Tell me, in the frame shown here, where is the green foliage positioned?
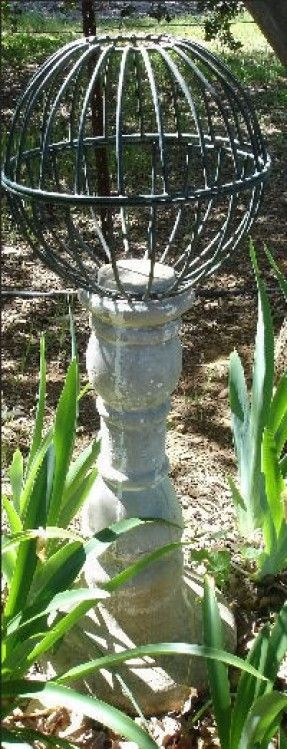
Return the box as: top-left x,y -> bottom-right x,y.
198,0 -> 244,51
2,336 -> 101,618
203,576 -> 287,749
229,245 -> 287,579
189,547 -> 231,589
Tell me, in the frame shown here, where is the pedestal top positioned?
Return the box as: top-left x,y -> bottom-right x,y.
80,260 -> 195,327
98,260 -> 176,295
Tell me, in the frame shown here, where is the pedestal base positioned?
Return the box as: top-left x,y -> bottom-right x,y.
47,569 -> 235,716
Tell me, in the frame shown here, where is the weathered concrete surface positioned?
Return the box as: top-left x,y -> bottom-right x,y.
49,261 -> 235,716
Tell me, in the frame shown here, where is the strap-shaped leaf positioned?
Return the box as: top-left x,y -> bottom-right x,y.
8,450 -> 23,514
263,603 -> 287,685
249,242 -> 274,528
47,359 -> 78,526
262,427 -> 285,536
264,245 -> 287,300
3,497 -> 22,534
25,335 -> 46,478
269,373 -> 287,453
238,692 -> 287,749
203,576 -> 232,749
2,681 -> 158,749
5,452 -> 49,619
230,624 -> 270,748
56,643 -> 268,686
1,725 -> 76,749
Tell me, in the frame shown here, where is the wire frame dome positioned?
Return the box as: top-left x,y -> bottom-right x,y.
2,33 -> 270,300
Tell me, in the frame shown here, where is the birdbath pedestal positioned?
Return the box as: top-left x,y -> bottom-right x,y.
64,259 -> 236,715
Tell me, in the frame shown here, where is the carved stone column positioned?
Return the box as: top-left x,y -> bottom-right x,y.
68,261 -> 235,715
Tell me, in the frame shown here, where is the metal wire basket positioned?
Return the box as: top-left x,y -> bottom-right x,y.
2,33 -> 270,300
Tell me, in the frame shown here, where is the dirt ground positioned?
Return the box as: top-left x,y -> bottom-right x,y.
2,25 -> 287,749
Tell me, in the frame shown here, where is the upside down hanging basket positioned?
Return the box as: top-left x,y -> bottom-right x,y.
2,33 -> 270,300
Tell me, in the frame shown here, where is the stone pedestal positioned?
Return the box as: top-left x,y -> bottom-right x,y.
54,261 -> 235,716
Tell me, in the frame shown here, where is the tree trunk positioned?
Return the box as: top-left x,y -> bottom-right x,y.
81,0 -> 112,244
244,0 -> 287,67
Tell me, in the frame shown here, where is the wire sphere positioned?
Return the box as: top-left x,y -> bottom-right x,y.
2,33 -> 270,300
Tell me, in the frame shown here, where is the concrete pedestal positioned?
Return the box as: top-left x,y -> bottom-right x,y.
53,261 -> 235,715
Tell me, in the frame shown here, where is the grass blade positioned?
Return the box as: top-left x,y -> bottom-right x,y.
2,681 -> 158,749
203,576 -> 231,749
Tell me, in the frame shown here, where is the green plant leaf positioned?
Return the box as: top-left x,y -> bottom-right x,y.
238,692 -> 287,749
259,520 -> 287,579
8,450 -> 23,514
29,518 -> 154,607
228,476 -> 246,512
21,540 -> 183,666
47,359 -> 78,526
2,527 -> 84,554
56,642 -> 268,686
6,587 -> 109,638
269,372 -> 287,453
249,241 -> 274,524
61,438 -> 100,509
279,453 -> 287,479
3,497 -> 23,534
262,427 -> 285,536
78,381 -> 92,401
263,603 -> 287,685
203,576 -> 231,749
2,550 -> 16,585
229,350 -> 249,423
25,335 -> 46,477
19,429 -> 52,518
5,451 -> 50,619
1,725 -> 76,749
2,681 -> 158,749
230,624 -> 270,747
59,467 -> 98,528
264,245 -> 287,300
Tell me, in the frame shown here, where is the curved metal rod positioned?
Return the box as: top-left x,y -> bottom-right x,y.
185,157 -> 248,281
140,45 -> 168,194
4,39 -> 84,175
75,45 -> 113,194
181,39 -> 266,169
39,44 -> 102,188
14,43 -> 87,186
174,42 -> 241,180
157,46 -> 209,190
51,150 -> 103,268
133,50 -> 144,138
116,45 -> 131,195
